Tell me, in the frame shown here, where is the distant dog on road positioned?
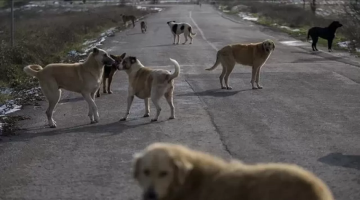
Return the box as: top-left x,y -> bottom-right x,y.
206,39 -> 275,90
118,56 -> 180,122
23,48 -> 115,128
96,53 -> 126,97
167,21 -> 197,45
121,14 -> 136,28
307,21 -> 343,52
140,21 -> 147,33
133,142 -> 334,200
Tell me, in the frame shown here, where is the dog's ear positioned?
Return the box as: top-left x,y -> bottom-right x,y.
132,152 -> 143,179
173,156 -> 193,185
109,54 -> 117,60
130,56 -> 137,64
93,47 -> 99,54
119,53 -> 126,60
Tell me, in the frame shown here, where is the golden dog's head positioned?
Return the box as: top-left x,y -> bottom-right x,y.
262,39 -> 275,53
133,143 -> 193,200
91,47 -> 116,66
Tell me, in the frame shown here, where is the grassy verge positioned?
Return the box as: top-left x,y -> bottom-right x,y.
0,5 -> 152,136
217,2 -> 349,52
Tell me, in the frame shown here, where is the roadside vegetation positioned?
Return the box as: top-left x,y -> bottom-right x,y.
0,4 -> 151,136
216,0 -> 360,54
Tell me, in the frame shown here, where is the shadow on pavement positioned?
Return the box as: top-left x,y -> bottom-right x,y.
318,153 -> 360,171
1,119 -> 159,144
177,88 -> 252,97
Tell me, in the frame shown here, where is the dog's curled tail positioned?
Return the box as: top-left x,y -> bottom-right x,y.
168,58 -> 180,81
189,27 -> 197,36
23,65 -> 43,78
206,51 -> 220,71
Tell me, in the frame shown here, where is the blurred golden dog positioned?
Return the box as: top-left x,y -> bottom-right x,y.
133,142 -> 334,200
206,39 -> 275,90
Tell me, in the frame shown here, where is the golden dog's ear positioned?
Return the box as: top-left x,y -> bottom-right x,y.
173,157 -> 193,185
119,53 -> 126,60
132,152 -> 143,179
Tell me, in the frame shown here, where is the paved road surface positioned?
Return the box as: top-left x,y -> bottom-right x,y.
1,4 -> 360,200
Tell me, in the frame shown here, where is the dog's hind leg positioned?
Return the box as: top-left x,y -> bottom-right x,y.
219,64 -> 227,89
182,34 -> 188,45
83,92 -> 99,124
165,86 -> 175,119
150,89 -> 163,122
311,37 -> 319,51
176,34 -> 180,45
189,34 -> 193,44
328,39 -> 333,52
143,98 -> 150,117
223,62 -> 235,90
173,34 -> 176,45
41,83 -> 61,128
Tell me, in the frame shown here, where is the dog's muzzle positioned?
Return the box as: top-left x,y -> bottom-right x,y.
143,188 -> 158,200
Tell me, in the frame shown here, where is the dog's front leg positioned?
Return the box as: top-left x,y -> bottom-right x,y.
120,95 -> 134,121
107,76 -> 113,94
103,77 -> 107,93
143,98 -> 150,117
83,93 -> 99,124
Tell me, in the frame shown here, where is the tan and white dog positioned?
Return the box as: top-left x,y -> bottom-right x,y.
118,56 -> 180,122
133,142 -> 334,200
23,48 -> 115,128
206,39 -> 275,90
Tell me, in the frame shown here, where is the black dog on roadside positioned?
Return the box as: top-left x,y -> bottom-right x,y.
307,21 -> 343,52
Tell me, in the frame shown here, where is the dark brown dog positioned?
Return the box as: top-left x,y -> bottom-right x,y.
96,53 -> 126,97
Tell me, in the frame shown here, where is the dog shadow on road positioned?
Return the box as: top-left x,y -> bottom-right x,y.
318,153 -> 360,171
177,89 -> 252,98
2,119 -> 160,143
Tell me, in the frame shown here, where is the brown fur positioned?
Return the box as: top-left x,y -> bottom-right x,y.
133,143 -> 334,200
96,53 -> 126,97
206,39 -> 275,90
121,14 -> 136,28
119,56 -> 180,122
23,48 -> 115,128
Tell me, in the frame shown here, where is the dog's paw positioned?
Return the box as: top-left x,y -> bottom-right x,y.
221,86 -> 227,89
252,87 -> 258,90
328,49 -> 332,52
151,119 -> 158,122
120,118 -> 127,121
257,86 -> 263,89
96,94 -> 101,97
108,91 -> 113,94
143,113 -> 150,118
169,116 -> 175,120
226,86 -> 232,90
49,124 -> 57,128
90,120 -> 98,124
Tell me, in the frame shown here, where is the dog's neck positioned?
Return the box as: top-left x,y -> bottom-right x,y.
125,60 -> 144,75
81,53 -> 104,79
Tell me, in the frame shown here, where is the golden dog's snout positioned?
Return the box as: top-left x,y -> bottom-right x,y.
143,187 -> 157,200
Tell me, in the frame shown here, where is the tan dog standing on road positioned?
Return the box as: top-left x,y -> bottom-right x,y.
133,142 -> 334,200
23,48 -> 115,128
206,39 -> 275,90
119,56 -> 180,122
121,14 -> 136,28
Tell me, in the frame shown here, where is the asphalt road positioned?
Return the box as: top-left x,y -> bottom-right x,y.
1,4 -> 360,200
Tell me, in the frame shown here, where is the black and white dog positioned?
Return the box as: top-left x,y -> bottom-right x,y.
167,21 -> 197,45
